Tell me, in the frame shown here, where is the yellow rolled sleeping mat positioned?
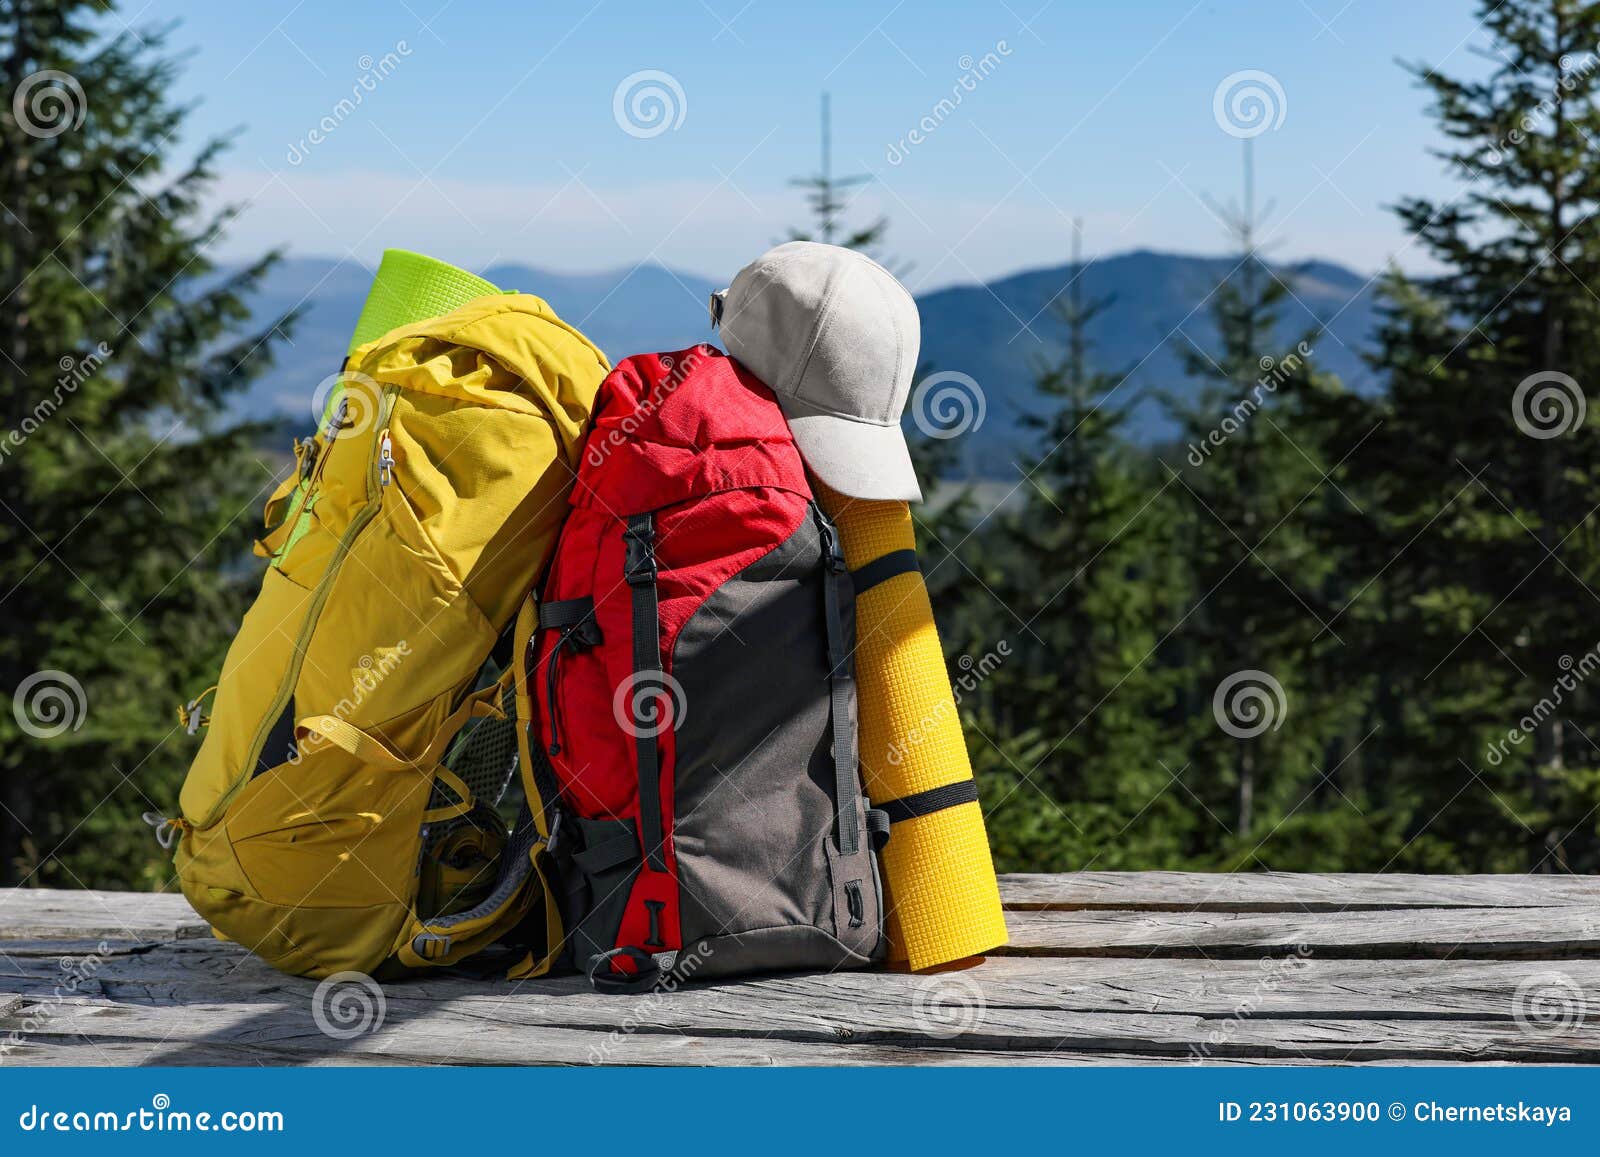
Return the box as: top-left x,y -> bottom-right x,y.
813,479 -> 1009,970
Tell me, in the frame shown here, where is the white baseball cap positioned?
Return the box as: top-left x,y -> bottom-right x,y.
712,241 -> 922,501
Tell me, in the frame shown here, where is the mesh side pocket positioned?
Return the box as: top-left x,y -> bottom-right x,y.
418,680 -> 525,924
430,680 -> 520,815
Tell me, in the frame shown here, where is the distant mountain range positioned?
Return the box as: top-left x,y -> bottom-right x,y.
232,249 -> 1382,472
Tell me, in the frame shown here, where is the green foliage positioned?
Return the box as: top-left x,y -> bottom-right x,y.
961,254 -> 1194,871
954,0 -> 1600,875
1322,0 -> 1600,872
0,0 -> 289,887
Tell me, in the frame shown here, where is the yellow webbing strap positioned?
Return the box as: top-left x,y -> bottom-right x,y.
261,439 -> 312,529
507,591 -> 566,980
507,845 -> 565,981
512,594 -> 550,840
423,768 -> 476,825
296,689 -> 504,772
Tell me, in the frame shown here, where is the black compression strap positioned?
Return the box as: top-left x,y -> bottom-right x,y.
538,597 -> 595,630
850,550 -> 921,597
818,510 -> 860,856
624,515 -> 667,873
587,946 -> 663,994
878,779 -> 980,824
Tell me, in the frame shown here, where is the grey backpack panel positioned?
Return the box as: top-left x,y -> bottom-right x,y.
668,509 -> 884,978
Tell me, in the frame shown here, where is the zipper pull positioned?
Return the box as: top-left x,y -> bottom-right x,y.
378,429 -> 395,487
177,684 -> 218,735
141,812 -> 189,851
323,395 -> 350,440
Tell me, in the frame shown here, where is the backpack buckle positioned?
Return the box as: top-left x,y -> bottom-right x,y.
623,519 -> 657,586
544,808 -> 567,858
817,517 -> 846,574
412,931 -> 453,961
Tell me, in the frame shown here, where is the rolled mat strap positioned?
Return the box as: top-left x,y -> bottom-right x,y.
850,549 -> 921,596
878,779 -> 980,824
811,477 -> 1008,971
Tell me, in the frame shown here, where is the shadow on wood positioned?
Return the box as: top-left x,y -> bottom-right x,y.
2,873 -> 1597,1066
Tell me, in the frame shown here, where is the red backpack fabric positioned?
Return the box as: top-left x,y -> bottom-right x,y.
530,345 -> 886,988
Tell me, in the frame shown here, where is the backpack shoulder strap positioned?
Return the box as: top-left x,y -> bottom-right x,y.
812,506 -> 860,856
507,590 -> 568,979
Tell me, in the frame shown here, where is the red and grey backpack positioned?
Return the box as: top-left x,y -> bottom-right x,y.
529,344 -> 887,989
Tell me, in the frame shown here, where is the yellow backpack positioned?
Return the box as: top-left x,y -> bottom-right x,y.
167,292 -> 609,980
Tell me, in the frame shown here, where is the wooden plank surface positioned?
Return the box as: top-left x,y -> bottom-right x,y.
4,942 -> 1594,1020
3,874 -> 1599,1066
1001,907 -> 1600,958
1002,871 -> 1600,911
0,888 -> 206,942
5,953 -> 1598,1066
8,872 -> 1598,941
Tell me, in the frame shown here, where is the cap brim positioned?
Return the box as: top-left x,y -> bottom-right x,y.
784,410 -> 923,502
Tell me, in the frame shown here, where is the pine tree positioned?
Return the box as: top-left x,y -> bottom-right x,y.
783,91 -> 971,565
1330,0 -> 1600,871
975,225 -> 1192,870
0,0 -> 290,887
1162,147 -> 1357,862
787,92 -> 888,254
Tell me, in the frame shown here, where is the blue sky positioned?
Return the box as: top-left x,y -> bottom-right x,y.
132,0 -> 1493,291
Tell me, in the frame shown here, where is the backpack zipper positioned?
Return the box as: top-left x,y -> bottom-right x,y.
206,385 -> 399,826
277,395 -> 350,541
545,643 -> 566,756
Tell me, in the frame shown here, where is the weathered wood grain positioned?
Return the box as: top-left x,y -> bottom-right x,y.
7,873 -> 1597,943
9,1037 -> 1574,1068
6,982 -> 1597,1066
0,889 -> 204,942
1002,871 -> 1600,911
5,944 -> 1595,1023
4,875 -> 1599,1066
5,944 -> 1598,1065
1001,907 -> 1600,958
